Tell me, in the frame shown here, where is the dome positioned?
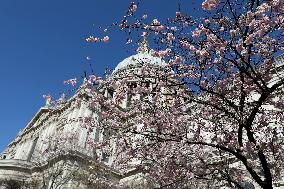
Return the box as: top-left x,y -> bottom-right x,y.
112,35 -> 168,74
112,52 -> 167,74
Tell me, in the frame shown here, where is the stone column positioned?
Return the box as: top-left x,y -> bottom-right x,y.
0,182 -> 10,189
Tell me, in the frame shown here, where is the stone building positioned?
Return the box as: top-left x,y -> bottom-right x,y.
0,40 -> 167,189
1,41 -> 284,189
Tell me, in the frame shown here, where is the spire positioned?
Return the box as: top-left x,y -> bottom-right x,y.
137,32 -> 150,53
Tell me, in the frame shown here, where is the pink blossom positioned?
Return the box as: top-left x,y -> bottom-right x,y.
230,29 -> 236,37
244,34 -> 253,45
189,45 -> 197,52
142,14 -> 148,19
131,4 -> 138,12
236,43 -> 244,51
183,21 -> 189,27
158,48 -> 172,58
150,50 -> 159,57
167,33 -> 175,42
170,27 -> 177,32
152,25 -> 165,32
86,36 -> 100,43
204,19 -> 210,24
200,50 -> 209,57
102,36 -> 110,43
141,32 -> 148,37
196,49 -> 209,57
151,48 -> 171,58
89,75 -> 103,85
202,0 -> 219,10
64,78 -> 77,87
126,38 -> 133,44
149,19 -> 165,32
181,41 -> 190,49
192,30 -> 201,38
152,19 -> 160,26
176,11 -> 181,19
171,56 -> 182,65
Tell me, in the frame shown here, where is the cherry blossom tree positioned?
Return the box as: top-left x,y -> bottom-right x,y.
65,0 -> 284,188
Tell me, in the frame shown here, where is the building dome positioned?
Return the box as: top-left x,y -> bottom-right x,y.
112,52 -> 167,74
112,35 -> 168,74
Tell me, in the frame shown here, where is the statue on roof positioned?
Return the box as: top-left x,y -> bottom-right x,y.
43,94 -> 52,108
59,93 -> 66,103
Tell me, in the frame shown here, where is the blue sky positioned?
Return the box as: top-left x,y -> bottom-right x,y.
0,0 -> 201,152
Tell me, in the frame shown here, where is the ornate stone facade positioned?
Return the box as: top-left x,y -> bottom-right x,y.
1,47 -> 283,189
0,46 -> 164,189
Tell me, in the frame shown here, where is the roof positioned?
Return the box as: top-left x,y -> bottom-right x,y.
112,52 -> 168,74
